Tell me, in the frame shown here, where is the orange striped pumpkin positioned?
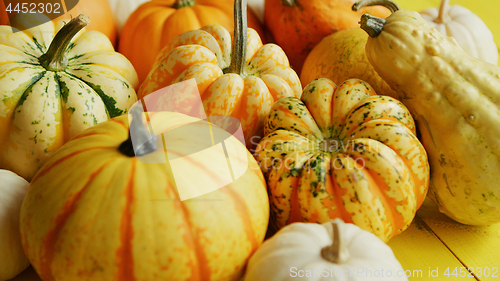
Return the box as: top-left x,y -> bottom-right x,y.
19,111 -> 270,280
254,78 -> 430,242
118,0 -> 266,83
139,0 -> 301,151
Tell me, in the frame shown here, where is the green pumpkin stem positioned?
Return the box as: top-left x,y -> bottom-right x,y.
224,0 -> 247,76
352,0 -> 401,13
173,0 -> 196,9
38,14 -> 89,72
118,106 -> 158,157
359,14 -> 387,37
320,221 -> 351,264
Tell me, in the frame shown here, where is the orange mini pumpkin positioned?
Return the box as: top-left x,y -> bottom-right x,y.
119,0 -> 265,83
138,0 -> 301,151
264,0 -> 390,72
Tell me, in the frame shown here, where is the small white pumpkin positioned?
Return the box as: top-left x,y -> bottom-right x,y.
420,0 -> 498,65
244,219 -> 408,281
107,0 -> 150,32
0,170 -> 30,281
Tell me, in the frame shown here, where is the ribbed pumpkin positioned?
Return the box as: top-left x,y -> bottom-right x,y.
0,15 -> 138,181
264,0 -> 391,72
254,78 -> 430,242
119,0 -> 265,83
0,0 -> 118,46
138,0 -> 301,151
19,108 -> 270,280
301,28 -> 398,98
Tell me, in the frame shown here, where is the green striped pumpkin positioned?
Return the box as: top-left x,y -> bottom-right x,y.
0,14 -> 138,181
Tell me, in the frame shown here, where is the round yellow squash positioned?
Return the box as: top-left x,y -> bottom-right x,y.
19,110 -> 269,281
301,28 -> 397,98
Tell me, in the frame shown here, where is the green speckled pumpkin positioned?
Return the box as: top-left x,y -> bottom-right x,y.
0,15 -> 138,181
254,78 -> 430,242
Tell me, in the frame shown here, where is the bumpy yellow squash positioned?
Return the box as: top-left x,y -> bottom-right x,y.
354,0 -> 500,225
255,78 -> 429,242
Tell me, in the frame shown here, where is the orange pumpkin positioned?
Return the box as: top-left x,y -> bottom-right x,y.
264,0 -> 390,72
138,0 -> 301,151
0,0 -> 117,47
20,108 -> 270,281
119,0 -> 266,83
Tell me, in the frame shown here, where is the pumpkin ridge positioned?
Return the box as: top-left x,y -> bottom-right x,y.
329,154 -> 356,223
39,163 -> 107,281
364,166 -> 405,235
107,117 -> 129,130
62,71 -> 122,118
333,151 -> 396,239
31,146 -> 115,184
177,200 -> 211,280
31,36 -> 47,55
13,71 -> 46,109
222,185 -> 259,255
117,159 -> 137,281
356,138 -> 410,232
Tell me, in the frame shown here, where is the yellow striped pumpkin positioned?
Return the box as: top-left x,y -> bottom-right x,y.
138,0 -> 301,151
0,15 -> 138,181
255,78 -> 430,242
19,111 -> 269,281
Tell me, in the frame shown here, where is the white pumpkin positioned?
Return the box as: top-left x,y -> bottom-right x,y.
0,170 -> 30,281
244,219 -> 408,281
107,0 -> 150,32
420,0 -> 498,65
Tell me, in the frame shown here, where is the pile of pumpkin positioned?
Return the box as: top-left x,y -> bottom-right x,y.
1,0 -> 499,280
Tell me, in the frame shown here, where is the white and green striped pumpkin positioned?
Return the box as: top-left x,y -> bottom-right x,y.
0,14 -> 138,181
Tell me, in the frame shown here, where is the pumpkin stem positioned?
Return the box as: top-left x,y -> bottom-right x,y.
281,0 -> 296,7
359,14 -> 387,37
321,221 -> 351,264
118,106 -> 158,157
224,0 -> 247,76
38,14 -> 89,72
352,0 -> 401,13
435,0 -> 451,23
173,0 -> 196,9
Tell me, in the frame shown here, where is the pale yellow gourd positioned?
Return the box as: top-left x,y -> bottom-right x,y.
354,0 -> 500,225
